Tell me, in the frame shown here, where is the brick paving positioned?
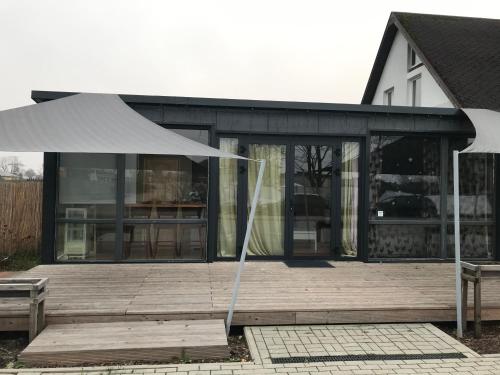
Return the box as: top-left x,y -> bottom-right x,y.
2,324 -> 500,374
244,323 -> 478,364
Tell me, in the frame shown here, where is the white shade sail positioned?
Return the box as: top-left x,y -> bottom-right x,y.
0,93 -> 244,159
452,107 -> 500,338
461,108 -> 500,154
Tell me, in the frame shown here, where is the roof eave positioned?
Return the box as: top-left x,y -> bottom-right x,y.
361,14 -> 399,104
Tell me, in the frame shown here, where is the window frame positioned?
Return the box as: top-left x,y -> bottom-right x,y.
408,74 -> 422,107
368,132 -> 496,261
383,87 -> 394,106
53,127 -> 212,263
407,44 -> 423,72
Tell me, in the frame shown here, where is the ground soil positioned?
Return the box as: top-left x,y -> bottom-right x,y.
0,327 -> 251,368
436,321 -> 500,354
0,332 -> 28,368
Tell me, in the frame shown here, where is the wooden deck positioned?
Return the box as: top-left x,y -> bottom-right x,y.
19,320 -> 229,366
2,261 -> 500,330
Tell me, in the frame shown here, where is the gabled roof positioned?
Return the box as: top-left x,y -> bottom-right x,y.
362,12 -> 500,110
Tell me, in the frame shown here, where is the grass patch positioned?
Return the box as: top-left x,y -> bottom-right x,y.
0,251 -> 40,272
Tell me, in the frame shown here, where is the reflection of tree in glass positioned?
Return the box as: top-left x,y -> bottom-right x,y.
295,145 -> 333,192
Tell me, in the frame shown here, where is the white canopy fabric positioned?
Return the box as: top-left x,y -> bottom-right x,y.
461,108 -> 500,153
453,107 -> 500,338
0,93 -> 244,159
0,91 -> 259,335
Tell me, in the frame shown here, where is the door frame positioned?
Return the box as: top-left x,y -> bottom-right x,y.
232,134 -> 364,261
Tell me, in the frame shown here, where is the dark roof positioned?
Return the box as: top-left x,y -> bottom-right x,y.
362,12 -> 500,110
31,90 -> 458,116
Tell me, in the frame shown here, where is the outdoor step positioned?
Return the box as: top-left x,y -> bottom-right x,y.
19,319 -> 229,366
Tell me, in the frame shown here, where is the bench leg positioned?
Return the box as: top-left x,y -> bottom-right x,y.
29,301 -> 39,343
461,278 -> 468,333
37,300 -> 45,334
474,280 -> 482,338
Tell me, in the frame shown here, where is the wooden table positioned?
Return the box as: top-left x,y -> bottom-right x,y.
461,261 -> 500,338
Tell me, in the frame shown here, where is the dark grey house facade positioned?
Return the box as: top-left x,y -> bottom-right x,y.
33,90 -> 498,264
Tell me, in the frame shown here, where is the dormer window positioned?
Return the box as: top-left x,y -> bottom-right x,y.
407,44 -> 422,71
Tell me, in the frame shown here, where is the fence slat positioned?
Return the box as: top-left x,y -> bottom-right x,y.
0,181 -> 42,256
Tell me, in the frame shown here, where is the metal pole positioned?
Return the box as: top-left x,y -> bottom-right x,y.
225,159 -> 266,335
453,150 -> 463,338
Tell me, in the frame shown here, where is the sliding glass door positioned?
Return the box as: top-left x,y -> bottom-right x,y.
225,137 -> 361,260
247,144 -> 286,256
292,145 -> 333,256
291,141 -> 360,259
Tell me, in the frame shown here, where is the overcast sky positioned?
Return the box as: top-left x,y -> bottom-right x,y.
2,0 -> 500,171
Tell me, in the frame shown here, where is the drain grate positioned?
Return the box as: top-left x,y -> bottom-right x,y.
270,352 -> 466,364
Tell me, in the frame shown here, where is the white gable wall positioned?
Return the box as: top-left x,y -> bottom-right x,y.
371,30 -> 454,108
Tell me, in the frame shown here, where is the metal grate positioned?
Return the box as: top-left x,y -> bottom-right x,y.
270,352 -> 466,364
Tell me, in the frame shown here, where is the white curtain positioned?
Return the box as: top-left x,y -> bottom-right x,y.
217,139 -> 238,257
248,144 -> 285,256
341,142 -> 359,256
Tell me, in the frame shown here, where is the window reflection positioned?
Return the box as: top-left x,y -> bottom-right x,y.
123,223 -> 206,260
369,224 -> 440,258
124,154 -> 208,220
447,224 -> 494,259
57,154 -> 117,219
292,145 -> 332,257
56,223 -> 115,261
447,138 -> 495,220
370,136 -> 440,219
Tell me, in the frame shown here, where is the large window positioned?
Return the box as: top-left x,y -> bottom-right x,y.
369,135 -> 441,258
369,134 -> 496,259
56,154 -> 117,260
370,135 -> 440,220
123,153 -> 208,260
447,138 -> 495,259
55,129 -> 209,261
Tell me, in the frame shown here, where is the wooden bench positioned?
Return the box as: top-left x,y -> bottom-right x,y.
0,278 -> 48,342
461,261 -> 500,338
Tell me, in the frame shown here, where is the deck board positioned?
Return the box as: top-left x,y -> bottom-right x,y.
19,319 -> 229,366
2,261 -> 500,329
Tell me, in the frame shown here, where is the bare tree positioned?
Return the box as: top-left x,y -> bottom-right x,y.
295,145 -> 333,189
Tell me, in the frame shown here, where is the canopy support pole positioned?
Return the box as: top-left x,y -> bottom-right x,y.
453,150 -> 463,338
226,159 -> 266,335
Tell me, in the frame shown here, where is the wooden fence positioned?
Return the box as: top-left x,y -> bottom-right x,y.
0,180 -> 42,256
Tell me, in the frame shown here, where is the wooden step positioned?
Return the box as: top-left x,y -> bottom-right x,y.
19,319 -> 229,366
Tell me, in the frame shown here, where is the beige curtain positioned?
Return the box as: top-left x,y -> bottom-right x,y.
217,139 -> 238,257
341,142 -> 359,256
248,144 -> 285,256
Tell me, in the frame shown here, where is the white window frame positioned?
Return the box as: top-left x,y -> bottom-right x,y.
383,87 -> 394,106
408,75 -> 421,107
407,44 -> 421,71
